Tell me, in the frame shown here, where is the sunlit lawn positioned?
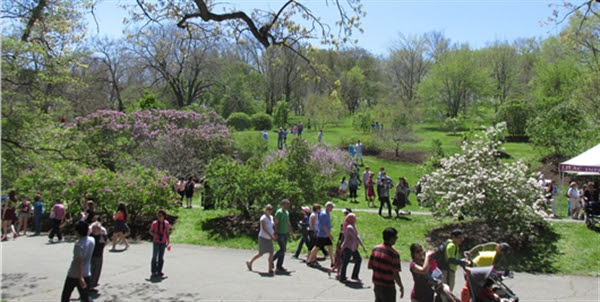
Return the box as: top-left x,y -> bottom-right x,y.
189,116 -> 599,275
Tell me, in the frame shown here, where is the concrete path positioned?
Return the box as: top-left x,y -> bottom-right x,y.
1,234 -> 598,301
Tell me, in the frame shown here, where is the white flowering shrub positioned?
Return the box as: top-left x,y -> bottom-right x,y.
420,122 -> 549,238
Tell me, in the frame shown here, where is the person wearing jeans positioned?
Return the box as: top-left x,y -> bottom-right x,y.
272,199 -> 295,273
149,210 -> 171,278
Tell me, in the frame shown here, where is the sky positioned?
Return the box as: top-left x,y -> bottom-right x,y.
88,0 -> 565,56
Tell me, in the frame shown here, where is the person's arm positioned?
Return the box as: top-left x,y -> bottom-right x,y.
394,272 -> 404,298
77,256 -> 86,288
166,222 -> 171,245
323,225 -> 332,241
287,220 -> 295,240
411,251 -> 434,275
149,222 -> 158,241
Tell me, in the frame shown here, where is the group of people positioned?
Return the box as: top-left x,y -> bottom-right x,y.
175,177 -> 202,208
348,140 -> 364,165
348,166 -> 411,217
539,174 -> 599,219
276,121 -> 306,150
565,180 -> 598,220
246,200 -> 367,284
245,199 -> 513,302
1,190 -> 45,241
60,208 -> 170,301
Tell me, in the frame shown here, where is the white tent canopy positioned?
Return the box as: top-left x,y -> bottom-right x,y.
559,143 -> 600,175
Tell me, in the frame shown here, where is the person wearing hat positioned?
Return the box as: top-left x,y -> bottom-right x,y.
307,201 -> 335,268
293,206 -> 313,259
442,228 -> 468,291
272,199 -> 295,273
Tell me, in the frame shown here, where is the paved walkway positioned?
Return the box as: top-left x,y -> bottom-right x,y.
1,234 -> 598,301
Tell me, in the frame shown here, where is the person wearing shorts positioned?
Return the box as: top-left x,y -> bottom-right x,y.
246,205 -> 276,274
307,201 -> 335,267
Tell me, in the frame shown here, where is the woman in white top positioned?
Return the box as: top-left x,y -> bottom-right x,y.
246,204 -> 276,274
567,182 -> 581,219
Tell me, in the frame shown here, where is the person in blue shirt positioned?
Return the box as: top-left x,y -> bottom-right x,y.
306,201 -> 335,268
33,194 -> 44,236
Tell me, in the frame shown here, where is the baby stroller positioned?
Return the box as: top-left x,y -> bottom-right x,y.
464,266 -> 518,302
584,201 -> 600,230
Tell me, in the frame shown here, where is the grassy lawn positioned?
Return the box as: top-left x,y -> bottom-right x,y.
191,116 -> 599,276
170,203 -> 600,276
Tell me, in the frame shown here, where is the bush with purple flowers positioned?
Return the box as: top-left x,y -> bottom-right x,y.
66,109 -> 234,178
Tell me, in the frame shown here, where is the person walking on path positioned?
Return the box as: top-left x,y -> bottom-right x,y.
33,194 -> 44,236
368,227 -> 404,302
89,221 -> 108,293
272,199 -> 295,273
246,204 -> 276,274
111,202 -> 130,251
307,201 -> 335,268
441,228 -> 468,292
338,213 -> 367,283
149,209 -> 171,278
61,220 -> 95,302
293,206 -> 313,259
2,190 -> 19,241
48,198 -> 65,243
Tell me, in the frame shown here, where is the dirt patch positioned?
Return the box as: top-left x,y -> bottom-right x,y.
376,149 -> 430,164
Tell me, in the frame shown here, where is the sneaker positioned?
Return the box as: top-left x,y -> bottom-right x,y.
48,238 -> 53,243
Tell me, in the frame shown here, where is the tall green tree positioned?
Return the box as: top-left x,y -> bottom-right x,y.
418,47 -> 489,118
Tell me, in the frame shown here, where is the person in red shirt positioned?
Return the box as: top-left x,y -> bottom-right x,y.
368,227 -> 404,302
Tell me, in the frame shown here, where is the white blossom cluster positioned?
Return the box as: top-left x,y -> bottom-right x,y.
419,123 -> 548,235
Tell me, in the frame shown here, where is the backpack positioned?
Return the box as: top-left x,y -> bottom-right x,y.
185,180 -> 194,194
433,241 -> 449,270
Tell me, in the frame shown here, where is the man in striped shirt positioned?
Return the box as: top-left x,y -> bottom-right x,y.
368,227 -> 404,302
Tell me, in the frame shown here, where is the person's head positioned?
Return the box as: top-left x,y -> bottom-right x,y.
55,198 -> 62,204
188,176 -> 193,181
301,206 -> 311,215
570,182 -> 578,188
382,227 -> 398,245
264,204 -> 273,214
87,200 -> 95,210
410,243 -> 424,260
365,166 -> 370,171
450,228 -> 465,245
22,195 -> 29,201
325,201 -> 334,212
380,167 -> 385,172
91,221 -> 103,235
157,209 -> 167,221
74,220 -> 89,238
34,194 -> 42,202
312,203 -> 321,212
497,242 -> 511,255
343,213 -> 357,234
341,176 -> 346,183
8,189 -> 17,200
342,208 -> 352,216
280,199 -> 290,210
539,174 -> 545,180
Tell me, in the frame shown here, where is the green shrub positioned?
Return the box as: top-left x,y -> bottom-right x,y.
13,163 -> 179,237
497,99 -> 531,137
235,133 -> 268,162
352,111 -> 373,133
226,112 -> 251,131
251,112 -> 273,130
